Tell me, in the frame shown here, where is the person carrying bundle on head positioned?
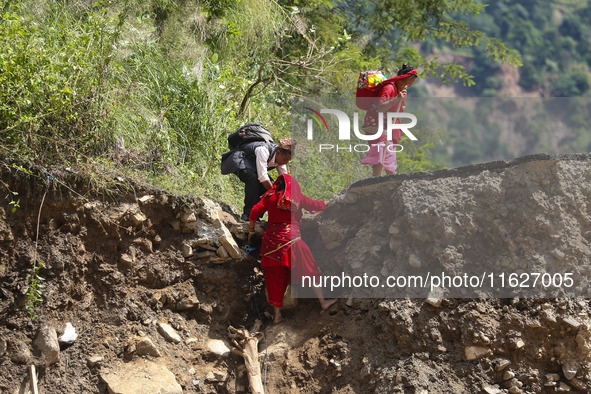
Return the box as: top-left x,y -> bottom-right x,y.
358,64 -> 418,176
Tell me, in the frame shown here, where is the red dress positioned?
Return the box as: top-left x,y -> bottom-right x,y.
249,175 -> 326,307
362,83 -> 405,144
361,69 -> 417,173
361,84 -> 405,173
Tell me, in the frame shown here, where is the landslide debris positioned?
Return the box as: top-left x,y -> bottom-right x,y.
0,154 -> 590,393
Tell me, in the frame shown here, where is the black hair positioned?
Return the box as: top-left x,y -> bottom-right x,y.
276,176 -> 286,191
397,63 -> 417,77
278,148 -> 294,156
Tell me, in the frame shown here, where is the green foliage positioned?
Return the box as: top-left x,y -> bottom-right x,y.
338,0 -> 521,87
460,0 -> 591,95
7,193 -> 19,213
519,61 -> 544,89
0,0 -> 125,161
0,0 -> 521,210
26,261 -> 45,320
550,68 -> 590,96
397,137 -> 445,174
428,99 -> 513,167
1,173 -> 20,213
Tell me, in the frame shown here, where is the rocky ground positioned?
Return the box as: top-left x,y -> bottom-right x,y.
1,154 -> 591,393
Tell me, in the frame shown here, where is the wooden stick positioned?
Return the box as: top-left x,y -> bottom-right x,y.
228,320 -> 264,394
380,99 -> 404,166
29,365 -> 38,394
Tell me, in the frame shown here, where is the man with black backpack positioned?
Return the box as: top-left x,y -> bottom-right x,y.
220,123 -> 296,221
238,137 -> 295,221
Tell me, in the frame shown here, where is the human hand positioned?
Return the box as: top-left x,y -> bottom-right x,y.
248,221 -> 256,243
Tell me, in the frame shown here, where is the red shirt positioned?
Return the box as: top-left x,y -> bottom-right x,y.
250,191 -> 325,268
363,83 -> 405,143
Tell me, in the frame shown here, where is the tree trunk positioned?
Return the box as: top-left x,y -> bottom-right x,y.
228,320 -> 264,394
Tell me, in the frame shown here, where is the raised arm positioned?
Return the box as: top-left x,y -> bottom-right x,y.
300,195 -> 326,213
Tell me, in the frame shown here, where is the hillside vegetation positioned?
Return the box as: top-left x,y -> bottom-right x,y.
1,0 -> 521,203
456,0 -> 591,97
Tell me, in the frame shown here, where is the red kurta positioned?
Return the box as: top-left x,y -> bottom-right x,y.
363,83 -> 406,144
361,71 -> 417,174
249,175 -> 326,306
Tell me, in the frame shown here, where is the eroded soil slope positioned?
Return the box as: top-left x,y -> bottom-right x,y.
0,155 -> 591,393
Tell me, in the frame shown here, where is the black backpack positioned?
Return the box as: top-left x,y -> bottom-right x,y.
221,123 -> 275,175
227,123 -> 274,150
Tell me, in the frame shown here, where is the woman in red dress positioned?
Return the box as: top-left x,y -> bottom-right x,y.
248,174 -> 336,323
361,64 -> 418,176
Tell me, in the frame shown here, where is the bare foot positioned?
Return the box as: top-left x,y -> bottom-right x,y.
320,299 -> 337,311
273,315 -> 283,324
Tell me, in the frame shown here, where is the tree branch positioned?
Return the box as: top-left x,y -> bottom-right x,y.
228,319 -> 264,394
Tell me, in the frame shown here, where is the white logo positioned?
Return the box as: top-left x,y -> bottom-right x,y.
306,109 -> 418,141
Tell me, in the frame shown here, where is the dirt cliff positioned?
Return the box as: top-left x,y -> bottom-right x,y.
0,154 -> 590,393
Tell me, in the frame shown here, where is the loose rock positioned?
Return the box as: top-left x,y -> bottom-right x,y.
561,317 -> 581,330
495,359 -> 511,372
87,355 -> 104,368
205,369 -> 227,382
157,322 -> 181,343
562,362 -> 577,380
59,322 -> 78,345
464,346 -> 489,361
101,360 -> 182,394
181,243 -> 193,258
207,339 -> 231,357
136,337 -> 161,357
33,325 -> 60,365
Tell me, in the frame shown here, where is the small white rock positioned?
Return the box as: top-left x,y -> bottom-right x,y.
408,253 -> 422,268
207,339 -> 231,357
562,363 -> 577,381
138,195 -> 154,204
425,297 -> 442,308
87,355 -> 104,367
181,212 -> 197,223
157,322 -> 181,343
495,359 -> 511,371
181,243 -> 193,258
59,322 -> 78,345
503,370 -> 515,381
483,385 -> 502,394
465,346 -> 489,361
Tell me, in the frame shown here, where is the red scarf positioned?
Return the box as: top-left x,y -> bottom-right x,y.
362,69 -> 418,99
261,174 -> 302,211
260,174 -> 303,264
381,69 -> 418,87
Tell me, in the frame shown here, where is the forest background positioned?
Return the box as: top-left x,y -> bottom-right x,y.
1,0 -> 589,207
